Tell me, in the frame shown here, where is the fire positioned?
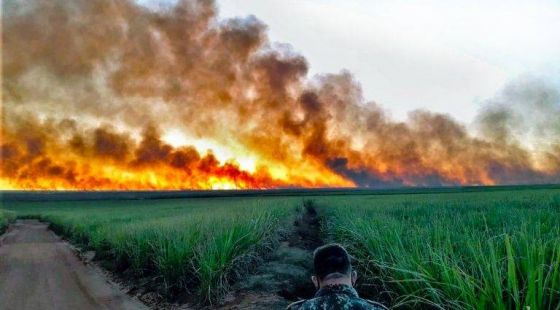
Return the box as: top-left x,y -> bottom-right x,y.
208,178 -> 239,190
0,122 -> 351,190
1,0 -> 559,190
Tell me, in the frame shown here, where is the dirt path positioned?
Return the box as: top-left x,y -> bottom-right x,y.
0,220 -> 147,310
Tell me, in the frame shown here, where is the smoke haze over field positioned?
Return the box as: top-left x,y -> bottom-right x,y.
1,0 -> 559,189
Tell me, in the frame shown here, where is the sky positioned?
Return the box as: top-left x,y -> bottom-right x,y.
216,0 -> 560,122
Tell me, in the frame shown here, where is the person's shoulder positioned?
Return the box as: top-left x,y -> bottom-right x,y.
286,299 -> 306,310
286,296 -> 388,310
285,298 -> 319,310
354,298 -> 389,309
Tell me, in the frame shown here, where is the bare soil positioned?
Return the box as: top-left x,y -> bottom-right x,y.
218,201 -> 324,309
0,220 -> 148,310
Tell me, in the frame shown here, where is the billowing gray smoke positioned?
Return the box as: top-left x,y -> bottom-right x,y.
2,0 -> 559,189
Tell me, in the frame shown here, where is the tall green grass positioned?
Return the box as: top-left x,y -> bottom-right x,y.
322,190 -> 560,309
4,188 -> 560,309
0,209 -> 16,234
5,198 -> 294,304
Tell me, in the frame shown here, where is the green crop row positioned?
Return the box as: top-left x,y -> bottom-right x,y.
0,209 -> 16,235
6,198 -> 295,304
323,190 -> 560,309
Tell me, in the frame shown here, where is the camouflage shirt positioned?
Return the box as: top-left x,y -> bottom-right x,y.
286,284 -> 387,310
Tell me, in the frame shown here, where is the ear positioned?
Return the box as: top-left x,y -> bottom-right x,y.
351,270 -> 357,286
311,275 -> 319,289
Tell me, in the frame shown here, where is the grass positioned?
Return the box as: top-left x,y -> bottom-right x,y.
321,189 -> 560,309
0,209 -> 16,234
3,197 -> 296,304
2,186 -> 560,309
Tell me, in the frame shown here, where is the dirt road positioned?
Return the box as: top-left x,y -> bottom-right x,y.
0,220 -> 147,310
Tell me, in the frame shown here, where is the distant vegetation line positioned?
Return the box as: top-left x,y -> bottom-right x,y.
2,184 -> 559,202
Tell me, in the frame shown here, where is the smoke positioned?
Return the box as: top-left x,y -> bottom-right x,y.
1,0 -> 559,189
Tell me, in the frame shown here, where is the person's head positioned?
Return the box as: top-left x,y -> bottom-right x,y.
311,243 -> 357,289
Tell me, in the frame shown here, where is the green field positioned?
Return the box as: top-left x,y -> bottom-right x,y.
0,209 -> 16,234
2,197 -> 296,303
2,186 -> 560,309
323,190 -> 560,309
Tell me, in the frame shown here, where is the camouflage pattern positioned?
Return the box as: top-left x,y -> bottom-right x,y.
286,284 -> 387,310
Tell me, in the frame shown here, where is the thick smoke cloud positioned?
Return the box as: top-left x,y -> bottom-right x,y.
1,0 -> 559,189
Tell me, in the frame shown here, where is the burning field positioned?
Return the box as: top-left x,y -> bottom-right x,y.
2,0 -> 560,190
